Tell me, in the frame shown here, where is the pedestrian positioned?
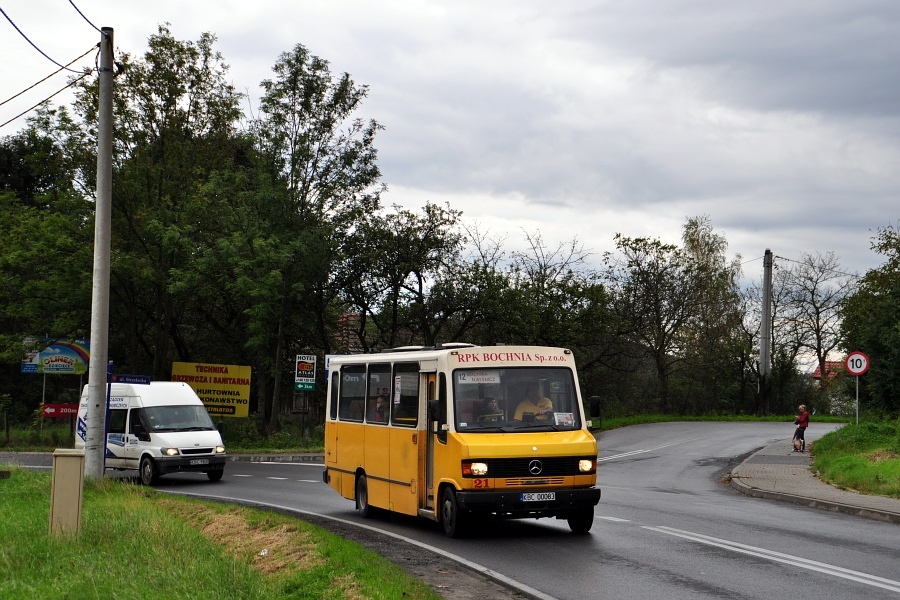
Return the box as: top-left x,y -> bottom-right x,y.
793,404 -> 809,452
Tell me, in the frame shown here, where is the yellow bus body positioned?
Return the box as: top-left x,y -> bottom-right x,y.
322,344 -> 601,537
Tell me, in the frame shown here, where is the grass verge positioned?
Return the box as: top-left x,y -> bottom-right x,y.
0,467 -> 440,600
811,419 -> 900,498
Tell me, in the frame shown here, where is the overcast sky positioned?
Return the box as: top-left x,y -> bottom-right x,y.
2,1 -> 898,285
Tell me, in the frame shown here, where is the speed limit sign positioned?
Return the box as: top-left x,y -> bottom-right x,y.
845,351 -> 870,376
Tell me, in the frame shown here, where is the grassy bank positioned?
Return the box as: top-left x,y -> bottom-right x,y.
0,467 -> 440,600
811,419 -> 900,498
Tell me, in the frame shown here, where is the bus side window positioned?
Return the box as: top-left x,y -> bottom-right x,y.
339,365 -> 366,422
436,373 -> 448,443
329,371 -> 339,420
391,362 -> 419,427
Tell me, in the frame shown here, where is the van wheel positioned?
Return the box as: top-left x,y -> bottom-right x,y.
207,469 -> 224,482
139,456 -> 159,486
440,487 -> 468,538
567,508 -> 594,534
356,474 -> 375,518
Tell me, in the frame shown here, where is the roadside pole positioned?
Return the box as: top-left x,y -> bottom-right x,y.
845,351 -> 870,426
84,27 -> 114,481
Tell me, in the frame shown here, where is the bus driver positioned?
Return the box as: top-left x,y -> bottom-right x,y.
514,382 -> 553,420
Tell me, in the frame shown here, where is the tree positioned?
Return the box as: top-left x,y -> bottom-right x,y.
249,43 -> 384,430
677,216 -> 745,413
603,233 -> 704,412
841,223 -> 900,415
780,252 -> 855,407
63,25 -> 246,379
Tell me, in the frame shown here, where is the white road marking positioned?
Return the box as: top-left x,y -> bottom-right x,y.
644,525 -> 900,594
598,438 -> 703,462
596,516 -> 631,522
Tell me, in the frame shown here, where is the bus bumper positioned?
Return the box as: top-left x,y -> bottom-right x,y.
454,487 -> 601,517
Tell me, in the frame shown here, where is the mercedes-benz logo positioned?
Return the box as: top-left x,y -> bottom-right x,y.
528,460 -> 543,475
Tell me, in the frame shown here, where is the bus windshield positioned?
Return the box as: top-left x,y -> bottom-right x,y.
452,366 -> 582,432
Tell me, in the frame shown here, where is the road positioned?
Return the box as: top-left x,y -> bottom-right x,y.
5,422 -> 899,599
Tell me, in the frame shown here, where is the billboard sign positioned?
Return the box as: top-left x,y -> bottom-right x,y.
171,362 -> 252,418
21,338 -> 90,374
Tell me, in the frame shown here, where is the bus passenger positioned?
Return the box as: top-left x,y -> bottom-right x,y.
477,397 -> 502,420
514,383 -> 552,420
370,396 -> 388,422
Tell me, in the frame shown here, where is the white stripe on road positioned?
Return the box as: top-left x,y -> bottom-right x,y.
644,525 -> 900,594
598,439 -> 703,462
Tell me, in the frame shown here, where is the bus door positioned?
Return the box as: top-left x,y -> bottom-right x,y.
425,370 -> 445,512
387,362 -> 421,515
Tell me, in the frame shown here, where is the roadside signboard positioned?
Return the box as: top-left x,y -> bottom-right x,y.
109,374 -> 151,385
845,351 -> 870,376
845,351 -> 870,425
40,403 -> 79,418
295,354 -> 316,392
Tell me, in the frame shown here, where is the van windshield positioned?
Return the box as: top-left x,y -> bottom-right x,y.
142,405 -> 216,432
452,366 -> 582,432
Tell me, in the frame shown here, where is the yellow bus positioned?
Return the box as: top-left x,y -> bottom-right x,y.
322,344 -> 601,537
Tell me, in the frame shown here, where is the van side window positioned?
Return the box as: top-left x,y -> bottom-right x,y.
107,408 -> 127,434
128,408 -> 145,434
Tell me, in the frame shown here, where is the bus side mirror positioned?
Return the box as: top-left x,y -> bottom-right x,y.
589,396 -> 601,419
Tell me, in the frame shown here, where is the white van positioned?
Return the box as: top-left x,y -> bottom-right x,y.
75,381 -> 227,484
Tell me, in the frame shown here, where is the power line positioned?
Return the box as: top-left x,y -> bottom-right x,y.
0,71 -> 91,130
0,46 -> 96,108
0,4 -> 84,73
68,0 -> 102,33
773,254 -> 860,279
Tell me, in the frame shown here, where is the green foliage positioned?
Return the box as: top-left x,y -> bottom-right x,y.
0,469 -> 439,599
812,419 -> 900,498
840,222 -> 900,415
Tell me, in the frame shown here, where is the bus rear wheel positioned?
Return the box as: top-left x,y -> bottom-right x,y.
440,487 -> 468,538
356,474 -> 375,518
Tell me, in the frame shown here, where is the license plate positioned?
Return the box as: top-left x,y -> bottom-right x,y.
189,458 -> 209,465
521,492 -> 555,502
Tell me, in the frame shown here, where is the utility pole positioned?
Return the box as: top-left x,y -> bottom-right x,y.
758,249 -> 773,415
84,27 -> 114,481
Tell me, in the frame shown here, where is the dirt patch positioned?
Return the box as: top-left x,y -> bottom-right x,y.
868,450 -> 900,463
161,498 -> 526,599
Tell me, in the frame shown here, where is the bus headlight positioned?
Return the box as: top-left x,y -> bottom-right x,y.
215,445 -> 226,454
462,461 -> 488,477
579,459 -> 595,473
161,447 -> 180,457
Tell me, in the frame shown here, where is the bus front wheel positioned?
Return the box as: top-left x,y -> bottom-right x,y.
356,474 -> 375,518
440,487 -> 468,538
567,507 -> 594,534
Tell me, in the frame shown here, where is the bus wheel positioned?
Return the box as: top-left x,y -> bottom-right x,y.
206,469 -> 224,482
567,508 -> 594,534
139,456 -> 159,486
356,474 -> 374,518
440,487 -> 467,538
